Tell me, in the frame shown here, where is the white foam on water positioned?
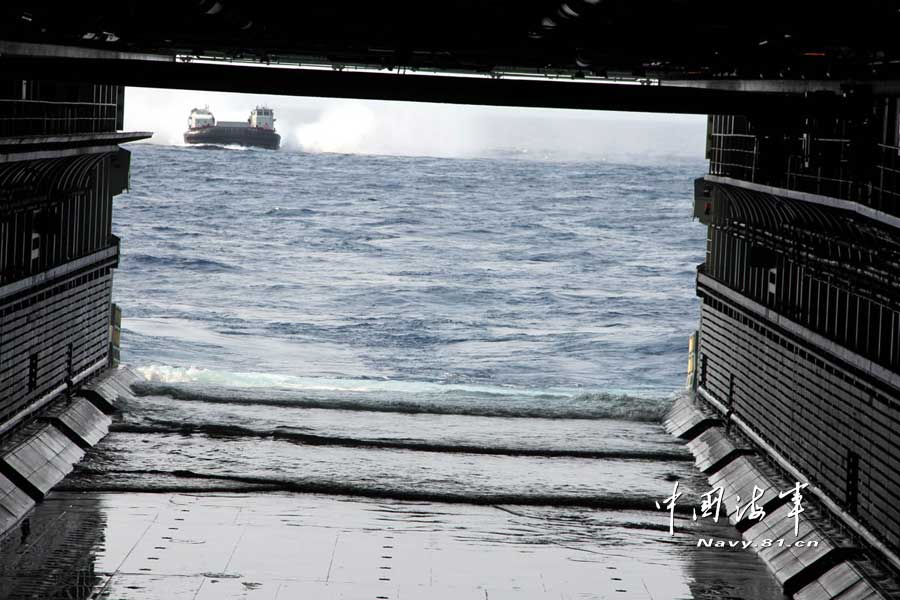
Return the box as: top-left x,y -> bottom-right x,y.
135,364 -> 571,398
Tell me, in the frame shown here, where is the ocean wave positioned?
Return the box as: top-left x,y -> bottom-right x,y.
570,392 -> 670,422
63,468 -> 694,512
108,422 -> 690,461
132,383 -> 669,422
273,428 -> 686,459
263,207 -> 317,217
131,366 -> 672,422
125,254 -> 240,272
135,365 -> 571,398
189,144 -> 257,152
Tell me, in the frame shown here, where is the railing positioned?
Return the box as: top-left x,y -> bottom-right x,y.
872,144 -> 900,214
785,154 -> 859,202
702,218 -> 900,373
709,124 -> 900,219
0,98 -> 119,137
708,132 -> 757,182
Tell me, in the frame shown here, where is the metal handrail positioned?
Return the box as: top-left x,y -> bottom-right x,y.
0,98 -> 118,107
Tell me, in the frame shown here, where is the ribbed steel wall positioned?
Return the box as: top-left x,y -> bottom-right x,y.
0,264 -> 113,425
0,78 -> 124,432
699,105 -> 900,557
697,285 -> 900,552
0,151 -> 119,425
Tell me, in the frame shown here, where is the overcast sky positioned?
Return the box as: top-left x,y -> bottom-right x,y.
125,87 -> 707,164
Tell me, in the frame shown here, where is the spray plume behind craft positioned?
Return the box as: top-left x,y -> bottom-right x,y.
124,87 -> 705,163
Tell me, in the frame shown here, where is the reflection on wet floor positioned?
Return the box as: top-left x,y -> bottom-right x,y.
0,493 -> 104,599
0,491 -> 784,600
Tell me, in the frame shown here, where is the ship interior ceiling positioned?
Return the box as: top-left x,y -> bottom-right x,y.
2,1 -> 900,109
3,1 -> 900,82
5,2 -> 900,599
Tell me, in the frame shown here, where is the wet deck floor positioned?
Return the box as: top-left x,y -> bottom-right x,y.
0,492 -> 783,600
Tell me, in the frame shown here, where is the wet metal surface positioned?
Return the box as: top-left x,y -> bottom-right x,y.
50,398 -> 111,448
0,425 -> 84,500
0,491 -> 784,600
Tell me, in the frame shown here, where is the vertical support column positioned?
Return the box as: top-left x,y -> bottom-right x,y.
108,303 -> 121,367
686,330 -> 699,390
115,86 -> 125,131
